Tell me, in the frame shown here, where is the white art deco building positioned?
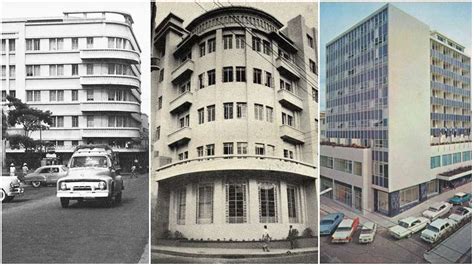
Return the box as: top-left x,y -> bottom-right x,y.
152,6 -> 319,240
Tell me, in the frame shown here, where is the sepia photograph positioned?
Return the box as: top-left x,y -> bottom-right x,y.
150,1 -> 319,264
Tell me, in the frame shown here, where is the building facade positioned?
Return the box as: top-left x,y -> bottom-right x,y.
322,4 -> 471,216
2,11 -> 146,167
152,6 -> 318,240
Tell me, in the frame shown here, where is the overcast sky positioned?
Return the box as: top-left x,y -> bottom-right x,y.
1,0 -> 151,115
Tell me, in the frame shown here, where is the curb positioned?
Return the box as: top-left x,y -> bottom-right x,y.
151,247 -> 318,259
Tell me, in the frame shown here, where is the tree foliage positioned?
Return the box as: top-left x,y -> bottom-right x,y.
6,95 -> 52,137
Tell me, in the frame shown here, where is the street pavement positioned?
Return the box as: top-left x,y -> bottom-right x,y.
320,182 -> 472,264
1,173 -> 149,264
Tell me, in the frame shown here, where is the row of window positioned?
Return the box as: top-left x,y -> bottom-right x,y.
1,65 -> 16,78
26,89 -> 135,103
23,37 -> 131,51
25,63 -> 133,77
175,182 -> 300,225
320,155 -> 363,176
430,151 -> 471,168
195,103 -> 276,123
1,39 -> 16,52
46,115 -> 136,128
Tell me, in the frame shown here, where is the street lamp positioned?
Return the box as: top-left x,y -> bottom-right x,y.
320,187 -> 333,195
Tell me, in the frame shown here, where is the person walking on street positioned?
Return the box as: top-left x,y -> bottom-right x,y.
262,225 -> 271,252
9,163 -> 16,176
288,225 -> 298,250
22,163 -> 29,176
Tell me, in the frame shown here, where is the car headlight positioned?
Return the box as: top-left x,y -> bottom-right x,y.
60,182 -> 67,190
98,181 -> 107,190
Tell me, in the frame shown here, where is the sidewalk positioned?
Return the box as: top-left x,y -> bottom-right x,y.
424,222 -> 472,263
151,245 -> 318,258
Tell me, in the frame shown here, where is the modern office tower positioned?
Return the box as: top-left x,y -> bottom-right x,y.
152,6 -> 318,240
2,11 -> 146,166
322,4 -> 471,216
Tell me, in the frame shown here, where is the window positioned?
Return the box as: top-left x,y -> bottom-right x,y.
207,38 -> 216,53
49,38 -> 64,50
26,90 -> 41,102
309,59 -> 317,74
253,68 -> 262,84
86,64 -> 94,75
265,72 -> 272,87
0,39 -> 4,52
197,146 -> 204,157
1,66 -> 5,77
259,182 -> 278,223
206,144 -> 215,156
159,69 -> 164,82
177,188 -> 186,225
223,103 -> 234,119
207,105 -> 215,122
354,162 -> 362,176
51,116 -> 64,128
321,156 -> 334,169
442,154 -> 452,166
284,149 -> 294,159
262,40 -> 271,55
431,156 -> 441,169
71,38 -> 78,50
463,151 -> 471,161
199,42 -> 206,57
49,90 -> 64,101
1,91 -> 6,102
87,90 -> 94,101
255,143 -> 265,155
26,39 -> 40,51
235,35 -> 245,49
198,73 -> 205,89
49,64 -> 64,76
287,186 -> 299,223
86,37 -> 94,48
108,37 -> 127,49
254,104 -> 264,120
72,140 -> 79,146
236,103 -> 247,118
178,114 -> 190,128
282,112 -> 294,127
334,181 -> 352,207
9,39 -> 15,52
226,183 -> 247,223
236,67 -> 246,82
197,185 -> 214,224
452,152 -> 462,164
223,67 -> 233,83
252,36 -> 261,52
223,142 -> 234,155
265,106 -> 273,122
237,142 -> 248,155
400,185 -> 419,207
307,34 -> 314,48
72,116 -> 79,127
207,69 -> 216,86
178,151 -> 188,161
427,180 -> 438,196
71,64 -> 78,76
8,65 -> 15,78
198,108 -> 205,124
223,35 -> 233,50
158,96 -> 162,110
156,126 -> 160,140
71,90 -> 78,101
26,65 -> 40,77
179,80 -> 190,94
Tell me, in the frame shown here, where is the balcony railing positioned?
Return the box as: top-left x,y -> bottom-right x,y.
151,57 -> 160,71
80,101 -> 140,113
80,75 -> 140,89
167,126 -> 191,147
80,48 -> 140,64
280,124 -> 305,144
276,56 -> 300,80
278,89 -> 303,111
169,91 -> 193,114
171,59 -> 194,84
82,127 -> 140,138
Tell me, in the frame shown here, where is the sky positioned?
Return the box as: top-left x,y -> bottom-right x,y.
320,2 -> 472,111
1,0 -> 151,115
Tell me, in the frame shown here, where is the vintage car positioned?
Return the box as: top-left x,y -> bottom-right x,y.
358,221 -> 377,244
421,218 -> 456,243
422,202 -> 452,220
1,176 -> 24,203
448,206 -> 472,224
320,213 -> 344,236
56,145 -> 123,208
388,216 -> 430,239
24,165 -> 68,188
331,217 -> 359,243
448,192 -> 472,205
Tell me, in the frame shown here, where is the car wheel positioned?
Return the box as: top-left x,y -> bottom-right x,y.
115,192 -> 122,204
31,181 -> 42,188
60,198 -> 69,208
0,189 -> 5,202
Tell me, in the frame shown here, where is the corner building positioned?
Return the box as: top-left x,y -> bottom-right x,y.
152,6 -> 318,240
2,12 -> 144,166
322,4 -> 471,216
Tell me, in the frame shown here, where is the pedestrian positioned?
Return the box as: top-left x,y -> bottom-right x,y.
288,225 -> 298,249
9,163 -> 16,176
22,163 -> 29,176
262,225 -> 271,252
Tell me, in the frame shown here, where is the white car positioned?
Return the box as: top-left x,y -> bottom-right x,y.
422,202 -> 452,220
358,221 -> 377,244
389,216 -> 430,239
421,218 -> 456,243
0,176 -> 24,202
448,206 -> 472,224
331,217 -> 359,243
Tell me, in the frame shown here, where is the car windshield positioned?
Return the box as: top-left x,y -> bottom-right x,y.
321,219 -> 334,225
426,225 -> 439,232
336,226 -> 351,232
398,221 -> 410,228
361,228 -> 372,234
70,156 -> 108,168
428,207 -> 439,212
454,209 -> 466,215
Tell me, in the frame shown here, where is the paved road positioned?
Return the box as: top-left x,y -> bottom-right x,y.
2,174 -> 149,263
151,251 -> 318,264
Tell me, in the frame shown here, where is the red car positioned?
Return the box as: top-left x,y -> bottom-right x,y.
331,217 -> 360,243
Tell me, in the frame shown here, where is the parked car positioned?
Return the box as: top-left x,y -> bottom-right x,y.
448,206 -> 472,224
421,218 -> 456,243
358,221 -> 377,244
331,217 -> 359,243
389,216 -> 430,239
320,213 -> 344,236
1,176 -> 24,203
448,192 -> 472,205
23,165 -> 68,188
57,145 -> 123,208
422,202 -> 452,220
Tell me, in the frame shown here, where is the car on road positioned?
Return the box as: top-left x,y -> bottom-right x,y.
358,221 -> 377,244
421,218 -> 456,243
1,176 -> 24,203
23,165 -> 68,188
448,192 -> 471,205
331,217 -> 359,243
57,145 -> 124,208
422,202 -> 452,220
448,206 -> 472,224
388,216 -> 430,239
320,213 -> 344,236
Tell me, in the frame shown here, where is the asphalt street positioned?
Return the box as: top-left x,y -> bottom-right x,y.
2,173 -> 149,264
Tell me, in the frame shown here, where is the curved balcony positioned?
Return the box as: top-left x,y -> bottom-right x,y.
278,89 -> 303,111
80,48 -> 140,64
276,57 -> 300,80
171,59 -> 194,84
82,127 -> 140,138
80,75 -> 140,89
169,91 -> 193,114
151,57 -> 160,71
155,155 -> 317,181
168,127 -> 191,147
80,101 -> 140,113
280,125 -> 305,144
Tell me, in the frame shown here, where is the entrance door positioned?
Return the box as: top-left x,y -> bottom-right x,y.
377,190 -> 389,215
